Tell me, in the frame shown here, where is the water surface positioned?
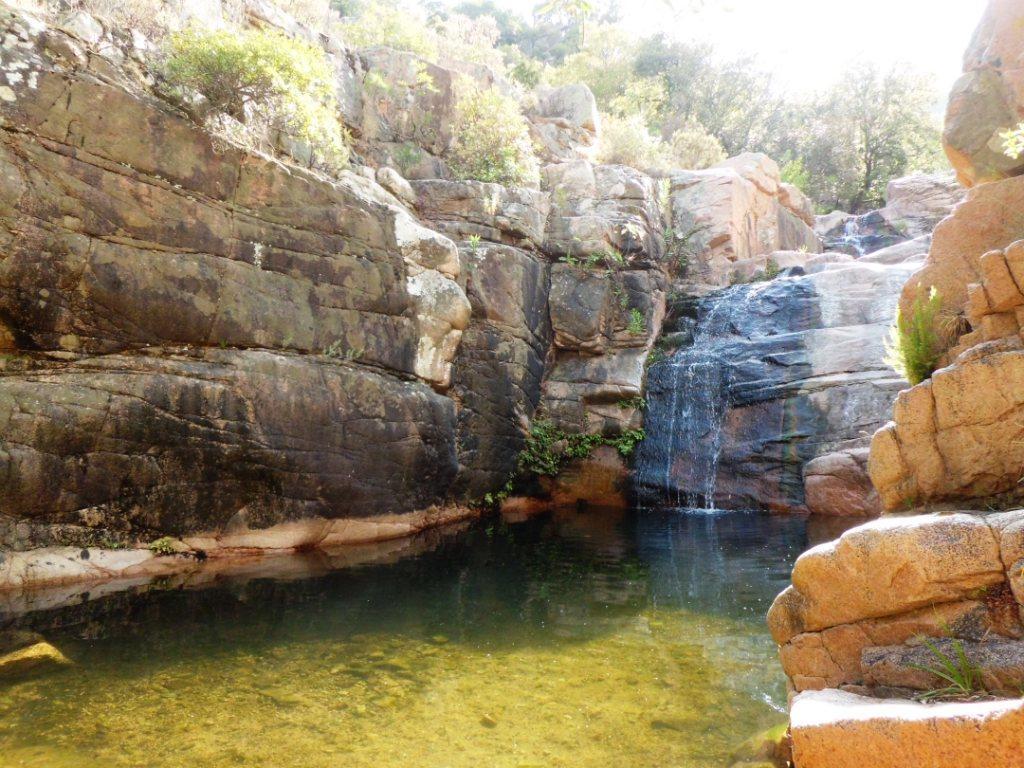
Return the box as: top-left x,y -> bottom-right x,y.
0,509 -> 810,768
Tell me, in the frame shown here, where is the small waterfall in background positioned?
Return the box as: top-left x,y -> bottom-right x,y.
836,218 -> 868,257
634,285 -> 756,511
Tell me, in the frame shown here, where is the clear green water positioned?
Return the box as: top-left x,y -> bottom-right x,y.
0,509 -> 813,768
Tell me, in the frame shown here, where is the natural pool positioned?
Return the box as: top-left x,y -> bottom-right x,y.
0,509 -> 821,768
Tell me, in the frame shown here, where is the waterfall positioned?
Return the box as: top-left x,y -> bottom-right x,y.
634,285 -> 756,511
634,275 -> 823,513
839,218 -> 868,257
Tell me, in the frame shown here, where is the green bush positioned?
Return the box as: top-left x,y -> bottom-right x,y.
668,120 -> 725,169
448,88 -> 539,187
884,287 -> 944,386
597,113 -> 674,173
164,26 -> 349,170
338,3 -> 439,60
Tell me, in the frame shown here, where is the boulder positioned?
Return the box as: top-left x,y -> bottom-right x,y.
790,690 -> 1024,768
543,161 -> 663,260
669,153 -> 821,286
534,83 -> 599,133
803,448 -> 881,517
881,172 -> 965,237
528,83 -> 600,163
768,513 -> 1005,645
410,179 -> 550,249
944,0 -> 1024,187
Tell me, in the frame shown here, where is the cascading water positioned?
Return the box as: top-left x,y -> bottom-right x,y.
836,218 -> 868,257
822,212 -> 909,256
634,285 -> 756,511
634,274 -> 824,513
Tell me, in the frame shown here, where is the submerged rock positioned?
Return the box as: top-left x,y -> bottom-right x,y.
0,641 -> 71,681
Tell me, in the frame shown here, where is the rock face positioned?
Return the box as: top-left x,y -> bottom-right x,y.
410,179 -> 550,249
768,511 -> 1024,695
0,350 -> 460,548
882,173 -> 965,238
899,174 -> 1024,319
790,690 -> 1024,768
635,255 -> 917,513
450,242 -> 551,497
543,161 -> 663,260
0,4 -> 488,552
944,0 -> 1024,187
669,153 -> 821,286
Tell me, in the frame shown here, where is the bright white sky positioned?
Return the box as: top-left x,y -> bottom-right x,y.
451,0 -> 989,100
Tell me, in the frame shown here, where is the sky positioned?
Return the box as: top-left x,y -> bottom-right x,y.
455,0 -> 989,99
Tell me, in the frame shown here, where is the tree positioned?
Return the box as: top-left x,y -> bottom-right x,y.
537,0 -> 594,51
633,36 -> 785,155
768,65 -> 944,212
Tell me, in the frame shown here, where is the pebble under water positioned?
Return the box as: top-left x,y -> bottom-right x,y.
0,509 -> 814,768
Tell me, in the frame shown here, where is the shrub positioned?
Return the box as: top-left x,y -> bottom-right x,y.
149,537 -> 177,556
338,3 -> 438,60
910,639 -> 986,702
596,113 -> 674,174
884,287 -> 944,386
669,120 -> 726,170
627,307 -> 645,335
448,88 -> 539,187
164,26 -> 349,170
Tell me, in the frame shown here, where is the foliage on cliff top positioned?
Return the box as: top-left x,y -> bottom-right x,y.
884,287 -> 945,386
448,87 -> 539,187
164,25 -> 349,170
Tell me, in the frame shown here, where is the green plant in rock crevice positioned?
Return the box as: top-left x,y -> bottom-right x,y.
149,537 -> 178,556
910,638 -> 987,702
884,286 -> 944,386
481,421 -> 646,507
627,307 -> 646,335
